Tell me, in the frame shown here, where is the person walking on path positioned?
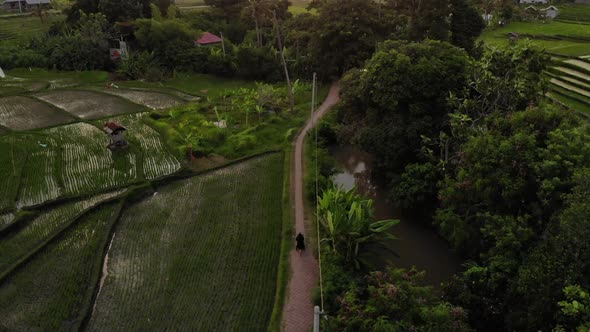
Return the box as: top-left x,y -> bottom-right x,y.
281,82 -> 340,332
295,233 -> 305,255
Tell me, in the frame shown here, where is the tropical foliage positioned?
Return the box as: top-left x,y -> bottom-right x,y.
318,187 -> 398,269
336,40 -> 590,331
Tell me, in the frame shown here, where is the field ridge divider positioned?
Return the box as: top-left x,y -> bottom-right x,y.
268,148 -> 292,332
74,198 -> 128,331
0,191 -> 129,284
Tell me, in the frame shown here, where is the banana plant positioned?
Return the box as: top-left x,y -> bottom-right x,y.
318,187 -> 399,269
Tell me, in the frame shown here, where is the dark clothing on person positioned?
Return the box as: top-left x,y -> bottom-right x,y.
296,233 -> 305,251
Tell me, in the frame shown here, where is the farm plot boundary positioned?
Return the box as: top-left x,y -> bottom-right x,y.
0,190 -> 127,282
0,200 -> 125,332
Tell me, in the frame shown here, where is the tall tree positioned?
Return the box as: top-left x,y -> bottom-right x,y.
310,0 -> 381,77
449,0 -> 485,54
204,0 -> 244,22
389,0 -> 450,41
339,40 -> 469,175
272,10 -> 294,113
242,0 -> 273,47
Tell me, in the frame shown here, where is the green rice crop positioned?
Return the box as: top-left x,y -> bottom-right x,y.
16,136 -> 61,208
97,113 -> 181,180
0,190 -> 124,275
0,135 -> 26,211
47,123 -> 138,196
120,114 -> 181,179
0,201 -> 121,331
0,213 -> 14,227
88,153 -> 284,331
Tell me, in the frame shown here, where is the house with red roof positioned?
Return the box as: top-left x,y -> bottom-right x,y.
195,32 -> 222,46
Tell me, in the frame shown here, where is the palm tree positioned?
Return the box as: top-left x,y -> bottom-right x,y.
318,187 -> 399,269
242,0 -> 274,47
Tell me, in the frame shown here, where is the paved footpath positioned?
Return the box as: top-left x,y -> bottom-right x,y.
281,82 -> 340,332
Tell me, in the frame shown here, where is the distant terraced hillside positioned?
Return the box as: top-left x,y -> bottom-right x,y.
546,56 -> 590,114
0,14 -> 64,46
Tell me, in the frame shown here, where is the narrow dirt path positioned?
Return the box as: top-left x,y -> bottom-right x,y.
281,82 -> 340,332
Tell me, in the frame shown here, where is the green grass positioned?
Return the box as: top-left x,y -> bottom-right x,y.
147,79 -> 328,160
117,72 -> 258,99
6,68 -> 109,85
479,21 -> 590,56
88,153 -> 284,331
0,201 -> 122,331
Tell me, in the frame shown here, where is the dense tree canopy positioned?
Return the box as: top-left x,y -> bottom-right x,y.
449,0 -> 485,54
338,40 -> 469,175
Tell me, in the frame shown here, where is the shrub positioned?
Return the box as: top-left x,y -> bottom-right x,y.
235,45 -> 281,81
0,47 -> 47,69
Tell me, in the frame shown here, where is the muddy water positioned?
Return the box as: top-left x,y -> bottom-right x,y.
330,145 -> 462,287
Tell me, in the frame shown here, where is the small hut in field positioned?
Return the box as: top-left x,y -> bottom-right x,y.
103,121 -> 128,149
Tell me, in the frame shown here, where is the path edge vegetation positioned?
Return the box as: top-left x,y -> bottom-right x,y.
268,145 -> 293,332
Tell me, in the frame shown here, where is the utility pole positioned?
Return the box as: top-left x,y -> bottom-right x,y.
220,31 -> 226,58
18,0 -> 22,13
273,10 -> 294,114
313,306 -> 320,332
310,72 -> 316,123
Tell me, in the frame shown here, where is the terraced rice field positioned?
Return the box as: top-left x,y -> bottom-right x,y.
47,123 -> 138,196
0,15 -> 64,45
0,96 -> 76,130
34,90 -> 146,119
97,88 -> 185,110
551,78 -> 590,98
559,76 -> 590,89
554,66 -> 590,81
0,202 -> 121,331
0,190 -> 124,275
549,58 -> 590,114
89,153 -> 284,331
564,59 -> 590,72
108,114 -> 181,179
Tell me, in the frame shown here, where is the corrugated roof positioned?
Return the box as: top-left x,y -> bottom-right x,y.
196,32 -> 222,45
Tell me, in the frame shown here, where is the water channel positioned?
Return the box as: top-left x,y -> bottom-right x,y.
330,145 -> 462,287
